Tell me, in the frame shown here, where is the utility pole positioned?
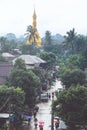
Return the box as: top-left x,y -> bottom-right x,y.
51,93 -> 54,130
9,92 -> 13,130
9,95 -> 11,130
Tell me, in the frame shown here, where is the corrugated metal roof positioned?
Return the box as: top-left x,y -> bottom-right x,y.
2,52 -> 15,58
13,55 -> 46,65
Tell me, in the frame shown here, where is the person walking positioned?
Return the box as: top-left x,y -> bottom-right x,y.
39,124 -> 43,130
34,118 -> 38,128
39,121 -> 44,130
33,110 -> 37,118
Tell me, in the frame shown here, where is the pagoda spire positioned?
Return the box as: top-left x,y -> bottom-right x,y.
26,8 -> 42,47
32,9 -> 37,29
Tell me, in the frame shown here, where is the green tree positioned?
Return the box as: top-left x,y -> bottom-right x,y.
64,28 -> 77,54
0,85 -> 25,113
75,35 -> 87,54
45,30 -> 52,45
20,43 -> 40,55
66,54 -> 82,70
0,54 -> 6,61
43,30 -> 53,52
43,43 -> 63,56
25,25 -> 41,47
79,47 -> 87,70
0,36 -> 17,52
32,67 -> 53,88
7,58 -> 40,107
40,52 -> 56,69
53,85 -> 87,130
61,69 -> 86,89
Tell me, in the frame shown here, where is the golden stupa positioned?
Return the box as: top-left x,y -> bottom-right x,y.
27,9 -> 41,47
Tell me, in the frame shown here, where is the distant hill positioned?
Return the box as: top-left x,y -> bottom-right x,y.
52,33 -> 65,43
5,33 -> 64,44
6,33 -> 17,40
42,33 -> 64,44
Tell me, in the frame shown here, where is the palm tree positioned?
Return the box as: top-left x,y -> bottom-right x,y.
25,25 -> 36,44
45,30 -> 52,45
25,25 -> 41,47
64,28 -> 77,54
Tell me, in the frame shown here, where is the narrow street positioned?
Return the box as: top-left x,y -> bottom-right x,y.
25,97 -> 52,130
23,79 -> 66,130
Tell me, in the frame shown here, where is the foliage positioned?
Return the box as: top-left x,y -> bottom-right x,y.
66,54 -> 82,70
40,52 -> 56,69
0,36 -> 17,53
79,47 -> 87,70
43,30 -> 64,56
0,85 -> 25,113
25,25 -> 41,47
0,54 -> 6,61
13,58 -> 27,70
43,43 -> 63,56
64,28 -> 77,55
44,30 -> 52,45
32,68 -> 48,82
20,43 -> 40,55
74,35 -> 87,54
53,85 -> 87,130
32,68 -> 53,87
7,58 -> 40,107
60,69 -> 86,89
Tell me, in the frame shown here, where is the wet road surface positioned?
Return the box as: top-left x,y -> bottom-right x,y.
21,99 -> 52,130
22,79 -> 67,130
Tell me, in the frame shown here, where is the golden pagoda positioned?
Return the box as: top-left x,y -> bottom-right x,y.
27,9 -> 41,47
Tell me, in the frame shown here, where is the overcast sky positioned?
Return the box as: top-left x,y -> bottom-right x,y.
0,0 -> 87,37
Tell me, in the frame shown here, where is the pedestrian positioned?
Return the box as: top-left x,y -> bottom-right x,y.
55,120 -> 59,130
39,124 -> 43,130
39,121 -> 44,130
34,118 -> 38,128
34,106 -> 39,112
33,110 -> 37,118
52,92 -> 54,99
28,118 -> 31,126
48,93 -> 51,99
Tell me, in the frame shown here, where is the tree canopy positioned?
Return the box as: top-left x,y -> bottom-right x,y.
7,58 -> 40,107
40,52 -> 56,69
0,85 -> 25,113
60,69 -> 86,89
53,85 -> 87,130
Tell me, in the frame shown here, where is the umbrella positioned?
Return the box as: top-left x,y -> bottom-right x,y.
39,121 -> 44,128
39,121 -> 44,125
25,116 -> 32,119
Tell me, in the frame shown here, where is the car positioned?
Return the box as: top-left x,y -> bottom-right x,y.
40,93 -> 48,102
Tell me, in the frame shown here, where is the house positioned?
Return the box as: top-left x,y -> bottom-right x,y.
0,62 -> 13,85
13,55 -> 46,69
2,52 -> 15,62
0,55 -> 46,85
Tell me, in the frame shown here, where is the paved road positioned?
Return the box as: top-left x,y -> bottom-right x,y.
22,96 -> 51,130
22,79 -> 67,130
